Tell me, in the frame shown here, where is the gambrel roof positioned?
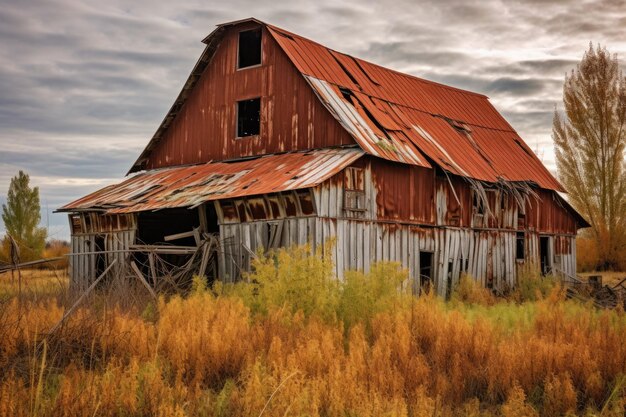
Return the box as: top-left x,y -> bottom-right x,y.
129,18 -> 563,193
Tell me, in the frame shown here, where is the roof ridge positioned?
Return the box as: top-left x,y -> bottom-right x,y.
265,23 -> 488,99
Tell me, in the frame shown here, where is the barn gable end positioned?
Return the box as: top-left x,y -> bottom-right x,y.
132,21 -> 356,172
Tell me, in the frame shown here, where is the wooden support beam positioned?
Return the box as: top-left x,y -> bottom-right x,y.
148,253 -> 157,285
131,261 -> 157,300
164,229 -> 197,242
198,241 -> 212,278
48,259 -> 117,335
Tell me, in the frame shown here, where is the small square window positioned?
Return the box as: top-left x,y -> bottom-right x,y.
238,28 -> 262,69
237,98 -> 261,137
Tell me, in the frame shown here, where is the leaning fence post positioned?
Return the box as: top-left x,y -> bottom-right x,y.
47,259 -> 117,336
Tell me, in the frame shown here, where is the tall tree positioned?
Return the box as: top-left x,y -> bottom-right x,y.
553,44 -> 626,270
1,171 -> 47,261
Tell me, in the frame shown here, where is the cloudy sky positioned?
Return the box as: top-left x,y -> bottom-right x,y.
1,0 -> 625,240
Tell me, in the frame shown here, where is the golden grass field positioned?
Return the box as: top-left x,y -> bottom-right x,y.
0,246 -> 625,417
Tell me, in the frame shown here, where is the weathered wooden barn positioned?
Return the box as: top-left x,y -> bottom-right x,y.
59,18 -> 588,296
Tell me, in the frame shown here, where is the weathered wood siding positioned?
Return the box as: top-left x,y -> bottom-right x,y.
68,213 -> 137,291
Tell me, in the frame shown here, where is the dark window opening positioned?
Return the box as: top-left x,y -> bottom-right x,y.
419,251 -> 434,294
238,28 -> 262,69
237,98 -> 261,137
516,232 -> 525,261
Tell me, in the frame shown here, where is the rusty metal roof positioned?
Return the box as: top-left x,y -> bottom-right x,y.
266,24 -> 563,191
60,148 -> 363,213
128,18 -> 562,191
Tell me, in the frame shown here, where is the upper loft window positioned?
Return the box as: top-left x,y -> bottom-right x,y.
237,98 -> 261,137
344,167 -> 366,212
238,28 -> 262,69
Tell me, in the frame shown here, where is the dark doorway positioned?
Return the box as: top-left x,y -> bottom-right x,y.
419,251 -> 434,293
204,203 -> 220,234
540,236 -> 550,275
94,234 -> 106,280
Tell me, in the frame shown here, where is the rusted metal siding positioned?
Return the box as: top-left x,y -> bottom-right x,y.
369,159 -> 436,224
525,189 -> 578,235
142,24 -> 355,170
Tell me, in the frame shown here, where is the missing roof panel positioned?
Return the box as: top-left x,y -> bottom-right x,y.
238,28 -> 262,69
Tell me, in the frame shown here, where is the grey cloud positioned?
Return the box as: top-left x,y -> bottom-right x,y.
485,78 -> 547,95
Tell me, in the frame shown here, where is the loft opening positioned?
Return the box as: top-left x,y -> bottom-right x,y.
238,28 -> 262,69
237,98 -> 261,137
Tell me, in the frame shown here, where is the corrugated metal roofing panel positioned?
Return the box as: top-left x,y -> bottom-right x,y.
126,19 -> 563,192
59,148 -> 364,214
306,77 -> 431,167
267,24 -> 563,191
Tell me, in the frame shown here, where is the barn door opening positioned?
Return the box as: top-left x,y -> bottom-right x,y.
540,236 -> 550,275
419,251 -> 434,293
94,234 -> 106,281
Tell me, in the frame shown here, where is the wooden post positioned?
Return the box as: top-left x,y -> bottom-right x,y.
48,259 -> 117,335
131,261 -> 157,300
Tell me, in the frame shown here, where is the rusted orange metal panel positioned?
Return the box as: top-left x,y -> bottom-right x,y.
59,148 -> 363,214
525,189 -> 579,234
369,158 -> 436,224
267,24 -> 564,192
138,24 -> 355,172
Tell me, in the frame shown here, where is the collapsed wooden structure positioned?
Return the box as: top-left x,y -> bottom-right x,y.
58,18 -> 589,297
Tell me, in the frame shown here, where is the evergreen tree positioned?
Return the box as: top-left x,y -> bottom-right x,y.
553,44 -> 626,270
1,171 -> 47,261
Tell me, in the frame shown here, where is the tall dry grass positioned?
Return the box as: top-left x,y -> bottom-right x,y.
0,245 -> 624,416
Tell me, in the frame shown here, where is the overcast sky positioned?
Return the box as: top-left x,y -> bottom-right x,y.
1,0 -> 625,241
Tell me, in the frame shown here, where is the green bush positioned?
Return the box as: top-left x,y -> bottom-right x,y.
512,262 -> 558,302
219,244 -> 339,322
216,244 -> 411,330
339,262 -> 410,331
451,273 -> 496,306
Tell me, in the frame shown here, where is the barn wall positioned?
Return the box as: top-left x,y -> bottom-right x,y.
526,189 -> 578,234
68,213 -> 137,291
144,23 -> 355,170
67,163 -> 579,294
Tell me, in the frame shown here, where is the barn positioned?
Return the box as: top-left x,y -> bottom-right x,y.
58,18 -> 588,297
